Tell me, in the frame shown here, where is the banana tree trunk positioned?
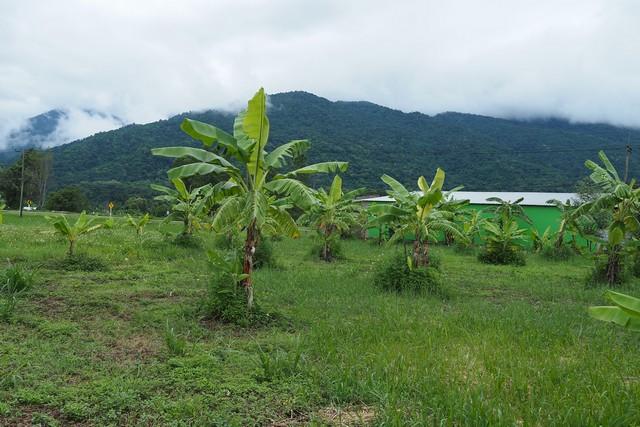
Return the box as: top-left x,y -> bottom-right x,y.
606,245 -> 622,286
412,238 -> 430,268
320,225 -> 334,262
555,222 -> 566,249
68,239 -> 75,257
242,219 -> 258,309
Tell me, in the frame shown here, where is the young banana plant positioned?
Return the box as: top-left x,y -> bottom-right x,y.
46,211 -> 111,256
369,169 -> 465,268
151,178 -> 214,236
126,213 -> 151,236
298,175 -> 365,261
152,88 -> 347,309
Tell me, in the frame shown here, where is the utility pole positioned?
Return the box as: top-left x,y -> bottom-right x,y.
624,144 -> 632,183
19,149 -> 25,218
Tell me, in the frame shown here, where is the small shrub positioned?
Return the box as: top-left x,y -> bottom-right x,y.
1,265 -> 34,294
49,253 -> 108,272
164,320 -> 187,356
478,246 -> 526,266
373,252 -> 445,297
541,244 -> 573,261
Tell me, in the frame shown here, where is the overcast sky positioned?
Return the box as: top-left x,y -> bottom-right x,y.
1,0 -> 639,148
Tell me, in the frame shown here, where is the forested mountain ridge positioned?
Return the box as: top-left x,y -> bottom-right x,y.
44,91 -> 640,204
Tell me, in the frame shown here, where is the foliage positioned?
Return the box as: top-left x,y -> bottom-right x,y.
45,211 -> 111,256
486,196 -> 531,225
589,290 -> 640,331
478,219 -> 527,266
1,265 -> 34,294
457,209 -> 486,249
586,252 -> 629,287
373,252 -> 445,297
577,151 -> 640,285
541,243 -> 574,261
0,264 -> 34,322
0,198 -> 5,224
298,175 -> 363,261
0,149 -> 52,209
204,249 -> 252,325
546,198 -> 593,249
151,178 -> 214,236
126,213 -> 151,236
164,320 -> 187,356
369,169 -> 464,268
153,88 -> 347,309
45,186 -> 90,212
255,343 -> 304,382
531,226 -> 553,253
437,187 -> 470,245
45,91 -> 640,208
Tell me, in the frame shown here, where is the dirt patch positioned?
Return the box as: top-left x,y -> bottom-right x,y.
0,404 -> 90,427
316,405 -> 377,426
271,405 -> 376,426
97,333 -> 161,362
32,295 -> 67,316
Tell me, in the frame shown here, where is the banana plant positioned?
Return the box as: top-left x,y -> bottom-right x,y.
152,88 -> 347,309
531,226 -> 553,253
46,211 -> 111,256
481,217 -> 527,262
437,187 -> 470,245
369,169 -> 465,268
126,213 -> 151,236
486,196 -> 531,225
576,151 -> 640,285
298,175 -> 364,261
547,199 -> 592,249
459,210 -> 486,248
151,178 -> 213,236
589,290 -> 640,331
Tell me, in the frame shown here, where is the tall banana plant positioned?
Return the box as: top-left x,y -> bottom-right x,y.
369,169 -> 464,268
298,175 -> 364,261
152,88 -> 347,308
577,151 -> 640,285
151,178 -> 213,236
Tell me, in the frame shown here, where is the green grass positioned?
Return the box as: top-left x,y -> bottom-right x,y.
1,211 -> 640,425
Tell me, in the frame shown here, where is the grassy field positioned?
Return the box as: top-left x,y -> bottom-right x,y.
1,211 -> 640,426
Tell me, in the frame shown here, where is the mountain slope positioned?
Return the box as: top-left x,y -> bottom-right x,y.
47,91 -> 640,204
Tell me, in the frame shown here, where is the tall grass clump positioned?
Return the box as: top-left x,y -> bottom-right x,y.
373,252 -> 445,297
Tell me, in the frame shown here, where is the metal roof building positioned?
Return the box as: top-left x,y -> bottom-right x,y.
358,192 -> 579,206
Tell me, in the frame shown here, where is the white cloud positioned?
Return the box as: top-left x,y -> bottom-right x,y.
0,0 -> 639,147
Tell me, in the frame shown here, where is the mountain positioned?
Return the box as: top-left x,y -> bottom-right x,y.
41,91 -> 640,205
0,109 -> 124,164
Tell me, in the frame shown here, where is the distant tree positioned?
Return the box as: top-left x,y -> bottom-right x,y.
123,197 -> 149,214
45,186 -> 90,212
0,149 -> 52,208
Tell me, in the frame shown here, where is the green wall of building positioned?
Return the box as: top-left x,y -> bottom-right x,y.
367,203 -> 588,249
